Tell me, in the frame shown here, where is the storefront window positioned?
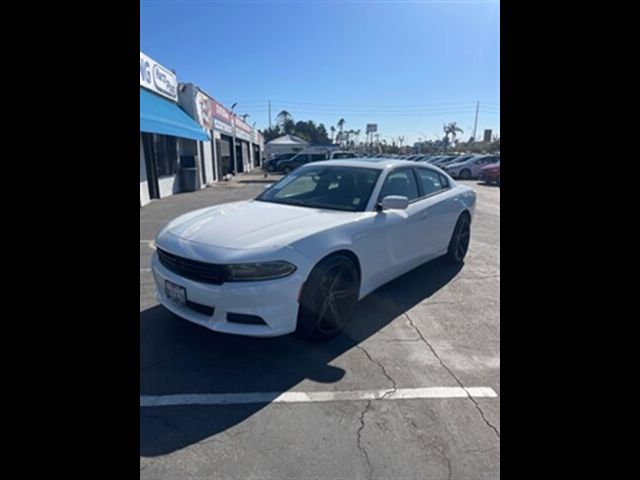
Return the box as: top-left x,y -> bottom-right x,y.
153,135 -> 178,177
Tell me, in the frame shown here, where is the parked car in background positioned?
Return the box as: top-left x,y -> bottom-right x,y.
264,153 -> 296,172
479,161 -> 500,186
276,152 -> 328,173
430,155 -> 459,166
445,154 -> 499,179
439,153 -> 475,167
327,151 -> 358,160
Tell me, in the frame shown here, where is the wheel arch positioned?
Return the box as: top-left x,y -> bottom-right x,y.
316,248 -> 362,283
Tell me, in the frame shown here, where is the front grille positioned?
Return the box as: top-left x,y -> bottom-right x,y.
157,248 -> 228,285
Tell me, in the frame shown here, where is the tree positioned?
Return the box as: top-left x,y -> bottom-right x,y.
276,110 -> 294,134
443,122 -> 464,153
337,119 -> 346,146
330,126 -> 335,143
260,125 -> 281,143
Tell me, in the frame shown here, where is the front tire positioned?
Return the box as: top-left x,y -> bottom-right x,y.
459,169 -> 471,180
282,166 -> 292,174
296,255 -> 360,340
445,213 -> 471,264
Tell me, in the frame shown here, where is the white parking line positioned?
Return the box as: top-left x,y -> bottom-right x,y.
140,386 -> 497,407
140,240 -> 156,250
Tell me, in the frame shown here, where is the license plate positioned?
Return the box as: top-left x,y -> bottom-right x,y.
165,280 -> 186,306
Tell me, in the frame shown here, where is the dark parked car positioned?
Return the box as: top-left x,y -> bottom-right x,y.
277,152 -> 328,173
264,153 -> 296,172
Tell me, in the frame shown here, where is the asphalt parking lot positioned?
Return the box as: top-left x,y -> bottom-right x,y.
140,171 -> 500,479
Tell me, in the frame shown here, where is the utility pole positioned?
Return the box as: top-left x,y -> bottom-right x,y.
231,103 -> 238,175
472,101 -> 480,142
268,100 -> 271,129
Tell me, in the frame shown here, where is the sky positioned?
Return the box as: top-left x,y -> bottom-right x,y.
140,0 -> 500,145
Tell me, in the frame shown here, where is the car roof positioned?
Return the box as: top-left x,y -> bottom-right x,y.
301,157 -> 446,170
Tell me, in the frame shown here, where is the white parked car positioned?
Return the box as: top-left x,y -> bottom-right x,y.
444,154 -> 499,180
151,159 -> 476,339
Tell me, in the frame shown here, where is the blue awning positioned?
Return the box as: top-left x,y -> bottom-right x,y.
140,88 -> 210,141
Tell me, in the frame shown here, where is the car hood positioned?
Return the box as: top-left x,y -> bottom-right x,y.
159,200 -> 360,250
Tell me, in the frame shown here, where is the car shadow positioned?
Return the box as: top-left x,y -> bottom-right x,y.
140,257 -> 462,457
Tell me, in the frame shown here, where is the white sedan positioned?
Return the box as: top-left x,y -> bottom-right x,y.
151,159 -> 476,340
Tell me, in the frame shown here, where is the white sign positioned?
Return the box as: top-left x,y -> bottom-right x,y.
140,52 -> 178,101
236,129 -> 253,142
214,118 -> 233,135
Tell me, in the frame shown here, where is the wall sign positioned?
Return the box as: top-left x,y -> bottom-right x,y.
195,91 -> 214,129
140,52 -> 178,101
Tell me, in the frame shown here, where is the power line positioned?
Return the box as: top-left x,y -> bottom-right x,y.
220,99 -> 492,109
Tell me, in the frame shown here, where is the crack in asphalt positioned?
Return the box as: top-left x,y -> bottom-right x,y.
454,274 -> 500,281
402,310 -> 501,440
354,344 -> 399,479
356,400 -> 374,479
356,345 -> 397,397
381,338 -> 423,343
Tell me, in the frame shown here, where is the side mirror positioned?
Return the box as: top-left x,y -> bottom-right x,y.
378,195 -> 409,211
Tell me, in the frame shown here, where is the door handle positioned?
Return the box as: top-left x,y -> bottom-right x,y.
421,211 -> 429,220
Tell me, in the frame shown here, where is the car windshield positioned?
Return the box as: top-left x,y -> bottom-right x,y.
256,166 -> 381,212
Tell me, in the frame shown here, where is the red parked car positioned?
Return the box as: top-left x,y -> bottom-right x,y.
479,161 -> 500,186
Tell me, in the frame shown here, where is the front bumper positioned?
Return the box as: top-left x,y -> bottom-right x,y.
151,252 -> 305,337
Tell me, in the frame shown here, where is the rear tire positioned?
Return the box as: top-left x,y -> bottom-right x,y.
460,169 -> 471,180
296,255 -> 360,341
283,166 -> 292,174
445,213 -> 471,264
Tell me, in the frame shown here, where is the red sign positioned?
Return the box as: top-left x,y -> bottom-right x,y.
234,116 -> 251,132
212,99 -> 232,123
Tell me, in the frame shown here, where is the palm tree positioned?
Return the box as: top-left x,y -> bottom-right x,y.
330,126 -> 336,143
276,110 -> 293,133
355,129 -> 361,146
443,122 -> 463,152
337,119 -> 346,146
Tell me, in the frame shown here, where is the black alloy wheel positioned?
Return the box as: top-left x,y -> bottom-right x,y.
297,255 -> 360,340
446,214 -> 471,264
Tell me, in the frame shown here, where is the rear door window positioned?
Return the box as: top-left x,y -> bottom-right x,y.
378,168 -> 420,201
415,168 -> 447,197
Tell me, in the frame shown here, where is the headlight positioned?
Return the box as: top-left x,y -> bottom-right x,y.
226,261 -> 297,281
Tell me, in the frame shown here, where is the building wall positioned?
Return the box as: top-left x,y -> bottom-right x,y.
178,83 -> 216,185
202,140 -> 215,183
140,135 -> 151,206
158,175 -> 179,198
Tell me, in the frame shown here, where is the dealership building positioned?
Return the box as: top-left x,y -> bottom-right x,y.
140,52 -> 264,206
177,83 -> 264,181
